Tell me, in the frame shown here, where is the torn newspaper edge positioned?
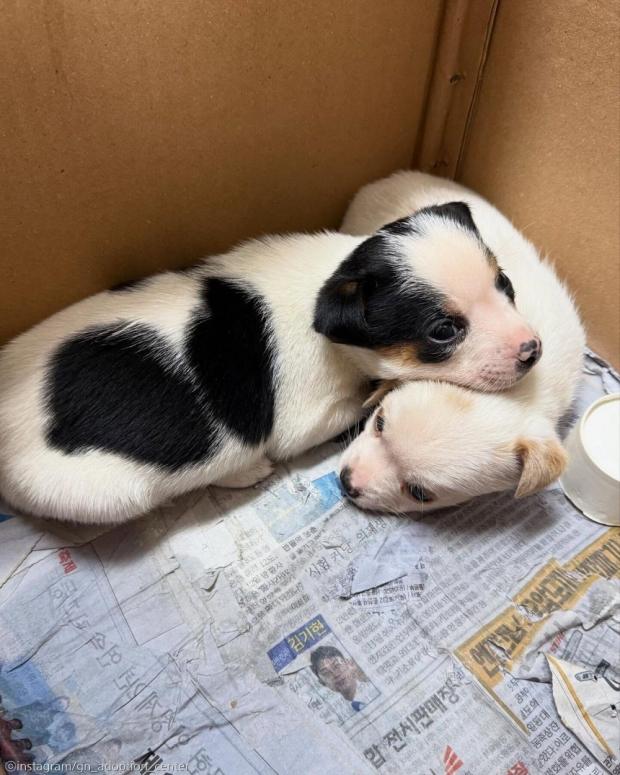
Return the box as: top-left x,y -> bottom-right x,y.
546,655 -> 619,762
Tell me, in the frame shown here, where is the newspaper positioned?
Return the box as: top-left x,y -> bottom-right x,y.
0,350 -> 618,775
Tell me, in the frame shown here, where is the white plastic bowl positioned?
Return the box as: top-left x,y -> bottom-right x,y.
560,393 -> 620,526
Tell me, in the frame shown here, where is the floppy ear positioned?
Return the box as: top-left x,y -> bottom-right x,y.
313,269 -> 368,345
363,379 -> 401,408
313,235 -> 384,346
514,436 -> 568,498
429,201 -> 478,233
380,201 -> 478,234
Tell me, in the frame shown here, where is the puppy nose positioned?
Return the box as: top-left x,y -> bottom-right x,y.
517,337 -> 542,370
339,466 -> 361,498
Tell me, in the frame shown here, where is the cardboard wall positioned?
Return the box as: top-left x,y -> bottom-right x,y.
0,0 -> 442,344
2,0 -> 618,366
458,0 -> 620,366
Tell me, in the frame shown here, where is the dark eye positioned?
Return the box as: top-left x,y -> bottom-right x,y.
375,411 -> 385,434
428,319 -> 460,343
496,270 -> 515,302
406,483 -> 434,503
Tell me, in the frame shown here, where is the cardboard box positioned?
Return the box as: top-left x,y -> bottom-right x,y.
1,0 -> 618,365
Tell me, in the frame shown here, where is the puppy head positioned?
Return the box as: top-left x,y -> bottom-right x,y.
338,382 -> 567,513
315,203 -> 541,391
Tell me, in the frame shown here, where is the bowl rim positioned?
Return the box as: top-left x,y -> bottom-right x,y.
575,393 -> 620,486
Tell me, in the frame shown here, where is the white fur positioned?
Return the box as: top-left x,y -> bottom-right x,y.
0,191 -> 539,524
340,171 -> 585,512
0,233 -> 368,523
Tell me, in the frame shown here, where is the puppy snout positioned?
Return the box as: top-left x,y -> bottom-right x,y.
517,336 -> 542,370
339,466 -> 361,499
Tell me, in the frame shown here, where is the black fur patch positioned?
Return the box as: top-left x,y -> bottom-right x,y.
496,270 -> 516,303
380,216 -> 418,236
313,234 -> 463,362
380,201 -> 478,237
186,278 -> 276,445
48,279 -> 276,468
46,324 -> 219,469
419,201 -> 479,233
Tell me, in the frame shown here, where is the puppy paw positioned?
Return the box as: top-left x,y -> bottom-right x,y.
214,458 -> 274,489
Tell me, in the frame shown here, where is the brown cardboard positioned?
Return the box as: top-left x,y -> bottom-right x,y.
458,0 -> 620,366
415,0 -> 499,177
1,0 -> 618,369
0,0 -> 441,344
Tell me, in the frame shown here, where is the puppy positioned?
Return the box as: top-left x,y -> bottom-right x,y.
339,171 -> 585,512
0,206 -> 540,523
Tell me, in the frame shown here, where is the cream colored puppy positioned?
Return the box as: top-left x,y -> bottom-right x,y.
339,171 -> 585,512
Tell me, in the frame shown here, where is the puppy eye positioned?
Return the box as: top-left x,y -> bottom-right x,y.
406,483 -> 434,503
374,411 -> 385,434
496,270 -> 515,302
428,319 -> 461,343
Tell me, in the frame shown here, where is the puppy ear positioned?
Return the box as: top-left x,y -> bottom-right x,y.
379,214 -> 416,236
313,271 -> 367,344
380,202 -> 478,235
514,436 -> 568,498
313,235 -> 384,345
363,379 -> 400,408
427,202 -> 478,233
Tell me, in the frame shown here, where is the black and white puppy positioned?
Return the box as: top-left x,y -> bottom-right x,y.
0,207 -> 540,523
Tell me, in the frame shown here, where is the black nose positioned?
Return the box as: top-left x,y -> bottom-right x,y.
517,337 -> 542,370
339,466 -> 360,498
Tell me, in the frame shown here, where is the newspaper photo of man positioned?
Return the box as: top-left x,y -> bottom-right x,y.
310,646 -> 378,712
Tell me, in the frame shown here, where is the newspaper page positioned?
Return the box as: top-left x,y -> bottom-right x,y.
0,351 -> 618,775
